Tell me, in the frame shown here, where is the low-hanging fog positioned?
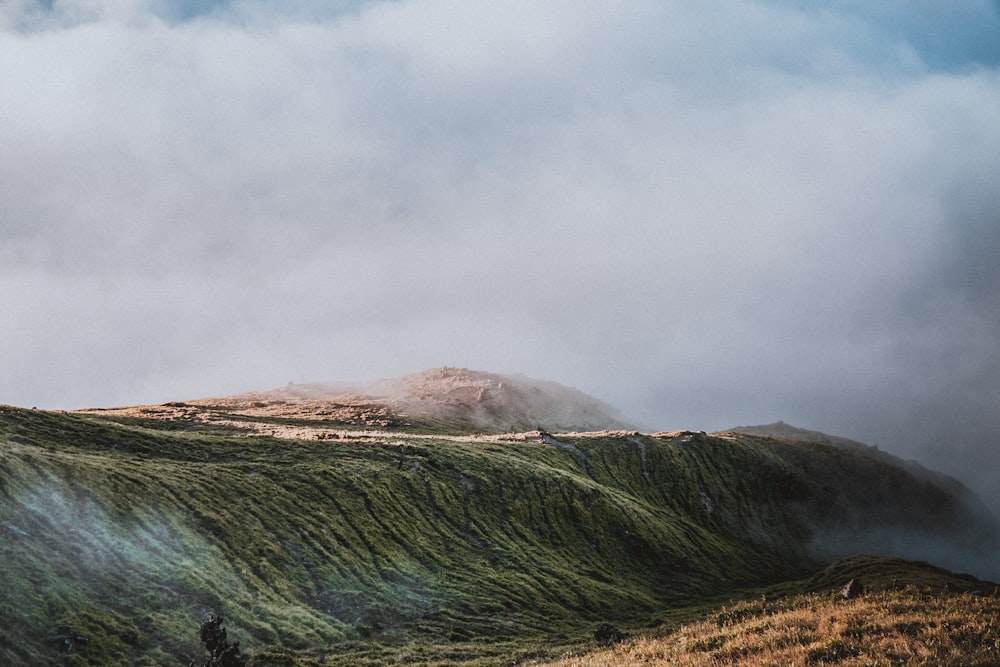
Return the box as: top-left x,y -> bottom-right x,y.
2,1 -> 999,509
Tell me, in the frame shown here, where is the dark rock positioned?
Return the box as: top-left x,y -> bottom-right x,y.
51,625 -> 90,654
840,578 -> 864,599
594,623 -> 628,646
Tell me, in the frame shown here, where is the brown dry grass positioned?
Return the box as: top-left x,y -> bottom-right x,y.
532,587 -> 1000,666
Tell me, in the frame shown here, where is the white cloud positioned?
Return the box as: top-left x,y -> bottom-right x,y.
3,0 -> 1000,504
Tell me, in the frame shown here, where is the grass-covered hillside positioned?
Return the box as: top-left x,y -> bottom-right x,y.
535,556 -> 1000,666
1,373 -> 998,665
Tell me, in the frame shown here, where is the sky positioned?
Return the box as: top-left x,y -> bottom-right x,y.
2,1 -> 1000,506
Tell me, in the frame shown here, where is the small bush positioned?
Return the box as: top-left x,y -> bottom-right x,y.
189,615 -> 247,667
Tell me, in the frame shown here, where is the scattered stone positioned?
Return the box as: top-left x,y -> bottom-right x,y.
698,490 -> 715,514
51,625 -> 90,654
840,579 -> 864,599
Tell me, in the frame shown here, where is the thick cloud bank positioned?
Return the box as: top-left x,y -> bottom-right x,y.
3,1 -> 1000,505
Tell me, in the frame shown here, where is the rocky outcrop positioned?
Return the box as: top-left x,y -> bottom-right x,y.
841,579 -> 864,599
368,367 -> 633,433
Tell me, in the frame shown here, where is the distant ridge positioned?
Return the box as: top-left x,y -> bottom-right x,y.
723,421 -> 873,450
723,420 -> 974,504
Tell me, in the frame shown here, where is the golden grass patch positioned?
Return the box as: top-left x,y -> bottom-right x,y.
533,588 -> 1000,667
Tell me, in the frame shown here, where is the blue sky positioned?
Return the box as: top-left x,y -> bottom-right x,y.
2,0 -> 1000,506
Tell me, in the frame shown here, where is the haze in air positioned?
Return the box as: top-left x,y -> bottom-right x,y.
2,0 -> 1000,507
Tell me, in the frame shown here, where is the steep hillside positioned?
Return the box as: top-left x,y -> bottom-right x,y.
723,422 -> 996,571
1,385 -> 997,665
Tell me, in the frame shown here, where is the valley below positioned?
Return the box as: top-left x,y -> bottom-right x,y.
2,368 -> 998,666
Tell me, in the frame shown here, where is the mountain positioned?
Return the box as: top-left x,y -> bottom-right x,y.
76,367 -> 633,437
1,372 -> 997,665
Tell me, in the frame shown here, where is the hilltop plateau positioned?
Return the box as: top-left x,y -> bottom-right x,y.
1,368 -> 998,666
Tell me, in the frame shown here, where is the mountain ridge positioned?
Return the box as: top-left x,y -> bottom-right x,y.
73,367 -> 633,437
723,420 -> 980,506
2,370 -> 998,665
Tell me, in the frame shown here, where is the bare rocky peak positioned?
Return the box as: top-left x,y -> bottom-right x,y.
367,367 -> 507,403
81,367 -> 633,435
366,367 -> 633,433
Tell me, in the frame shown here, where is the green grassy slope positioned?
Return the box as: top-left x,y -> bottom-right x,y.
0,407 -> 996,666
